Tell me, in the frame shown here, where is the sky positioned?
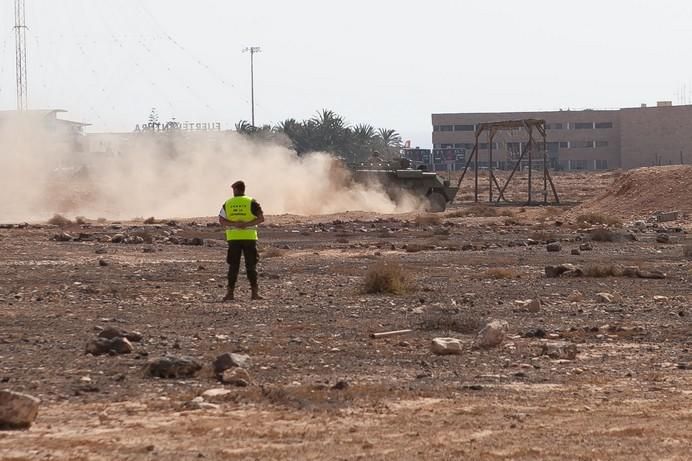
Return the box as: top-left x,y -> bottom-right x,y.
0,0 -> 691,147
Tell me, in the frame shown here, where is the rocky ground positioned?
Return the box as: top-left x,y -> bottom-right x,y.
0,171 -> 691,460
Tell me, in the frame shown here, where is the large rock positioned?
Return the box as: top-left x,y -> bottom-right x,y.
147,356 -> 202,379
430,337 -> 464,355
474,320 -> 509,349
541,341 -> 578,360
0,390 -> 40,430
85,337 -> 133,356
213,353 -> 251,375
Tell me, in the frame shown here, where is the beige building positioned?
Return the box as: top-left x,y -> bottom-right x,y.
430,102 -> 692,170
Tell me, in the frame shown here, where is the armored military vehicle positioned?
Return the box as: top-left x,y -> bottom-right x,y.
349,158 -> 458,212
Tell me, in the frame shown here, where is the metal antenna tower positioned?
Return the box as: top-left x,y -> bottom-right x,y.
242,46 -> 261,126
14,0 -> 28,111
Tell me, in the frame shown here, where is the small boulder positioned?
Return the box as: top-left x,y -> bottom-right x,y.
546,242 -> 562,252
85,337 -> 133,356
474,320 -> 509,349
541,341 -> 578,360
98,326 -> 143,342
213,353 -> 251,375
147,356 -> 202,379
595,292 -> 616,304
571,249 -> 581,256
579,242 -> 593,251
51,232 -> 73,242
430,337 -> 464,355
0,390 -> 40,430
656,233 -> 671,244
110,233 -> 126,243
221,368 -> 251,386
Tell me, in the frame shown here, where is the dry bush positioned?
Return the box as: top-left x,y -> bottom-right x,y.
576,213 -> 622,227
144,216 -> 158,224
363,260 -> 410,294
477,267 -> 520,279
683,244 -> 692,258
415,214 -> 441,226
97,217 -> 107,223
262,246 -> 287,258
47,214 -> 72,226
420,307 -> 484,334
74,216 -> 87,225
590,228 -> 618,242
499,209 -> 515,217
583,264 -> 621,277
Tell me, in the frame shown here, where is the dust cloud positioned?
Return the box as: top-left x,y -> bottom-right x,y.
0,119 -> 421,223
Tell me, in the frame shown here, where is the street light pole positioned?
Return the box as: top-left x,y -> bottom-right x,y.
242,46 -> 261,126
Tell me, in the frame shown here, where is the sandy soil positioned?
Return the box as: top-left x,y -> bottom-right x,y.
1,170 -> 691,460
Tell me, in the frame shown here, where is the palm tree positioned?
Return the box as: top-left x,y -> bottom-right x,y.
376,128 -> 402,148
235,120 -> 255,135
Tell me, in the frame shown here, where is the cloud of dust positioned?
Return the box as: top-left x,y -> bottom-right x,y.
0,118 -> 422,222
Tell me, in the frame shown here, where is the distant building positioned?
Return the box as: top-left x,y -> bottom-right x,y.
0,109 -> 90,153
423,102 -> 692,171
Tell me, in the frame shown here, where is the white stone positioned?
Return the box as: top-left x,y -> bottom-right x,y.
430,337 -> 464,355
0,390 -> 40,429
201,388 -> 232,399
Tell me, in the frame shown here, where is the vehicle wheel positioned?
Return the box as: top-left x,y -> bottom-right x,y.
425,192 -> 447,212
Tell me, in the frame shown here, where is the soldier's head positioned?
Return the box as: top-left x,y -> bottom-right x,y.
231,180 -> 246,196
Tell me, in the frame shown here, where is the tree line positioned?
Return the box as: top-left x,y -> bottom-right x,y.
235,109 -> 402,163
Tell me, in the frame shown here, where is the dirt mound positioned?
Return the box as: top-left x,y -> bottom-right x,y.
570,165 -> 692,220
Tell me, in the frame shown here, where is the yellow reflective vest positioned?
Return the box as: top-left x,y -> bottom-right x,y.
223,195 -> 258,241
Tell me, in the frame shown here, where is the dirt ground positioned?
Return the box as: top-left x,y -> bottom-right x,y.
1,170 -> 691,460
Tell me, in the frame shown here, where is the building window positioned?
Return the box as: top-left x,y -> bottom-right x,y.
454,143 -> 474,149
479,142 -> 499,150
595,159 -> 608,169
454,124 -> 474,131
595,140 -> 609,148
595,122 -> 613,129
559,141 -> 568,148
574,122 -> 594,129
440,144 -> 453,148
546,123 -> 563,130
438,125 -> 453,132
571,141 -> 594,148
570,159 -> 588,170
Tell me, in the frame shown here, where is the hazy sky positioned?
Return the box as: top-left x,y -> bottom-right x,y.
0,0 -> 691,147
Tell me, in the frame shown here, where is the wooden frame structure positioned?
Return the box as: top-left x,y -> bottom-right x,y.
456,119 -> 560,205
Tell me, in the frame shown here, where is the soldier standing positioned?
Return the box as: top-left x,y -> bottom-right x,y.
218,180 -> 265,301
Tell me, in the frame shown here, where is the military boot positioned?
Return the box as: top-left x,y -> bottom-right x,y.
250,283 -> 264,300
222,286 -> 235,302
